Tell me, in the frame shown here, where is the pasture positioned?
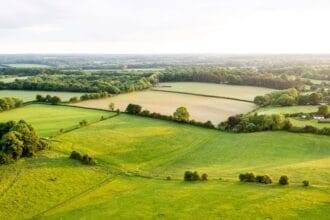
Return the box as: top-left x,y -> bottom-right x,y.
257,106 -> 320,115
0,76 -> 28,83
73,90 -> 256,124
154,82 -> 275,101
0,105 -> 329,219
0,104 -> 114,137
0,90 -> 84,102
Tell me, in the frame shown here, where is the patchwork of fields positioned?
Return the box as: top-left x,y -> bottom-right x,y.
74,90 -> 256,124
0,90 -> 84,102
154,82 -> 275,101
0,104 -> 329,219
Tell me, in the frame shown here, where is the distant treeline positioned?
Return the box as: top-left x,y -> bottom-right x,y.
159,67 -> 305,90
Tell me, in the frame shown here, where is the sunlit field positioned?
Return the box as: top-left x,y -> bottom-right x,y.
73,90 -> 256,124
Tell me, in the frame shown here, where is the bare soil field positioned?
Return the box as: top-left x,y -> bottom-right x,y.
73,90 -> 256,124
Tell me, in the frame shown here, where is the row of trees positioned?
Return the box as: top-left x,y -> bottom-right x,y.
69,151 -> 95,165
0,120 -> 47,164
254,88 -> 325,107
160,67 -> 305,90
239,172 -> 290,185
1,71 -> 159,94
0,97 -> 23,112
36,94 -> 61,104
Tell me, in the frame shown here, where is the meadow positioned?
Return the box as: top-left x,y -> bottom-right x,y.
0,90 -> 84,102
0,104 -> 329,219
0,104 -> 114,137
257,106 -> 320,115
154,82 -> 275,101
0,76 -> 28,83
74,90 -> 256,124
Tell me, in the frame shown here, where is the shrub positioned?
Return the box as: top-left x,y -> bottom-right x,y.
126,104 -> 142,114
81,154 -> 96,165
302,180 -> 309,187
69,97 -> 79,103
279,175 -> 289,185
69,151 -> 82,161
173,107 -> 190,122
256,175 -> 272,184
184,171 -> 200,181
239,172 -> 255,182
201,173 -> 208,181
166,176 -> 171,181
79,120 -> 88,127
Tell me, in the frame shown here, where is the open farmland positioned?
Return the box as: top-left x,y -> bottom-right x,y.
154,82 -> 276,101
0,90 -> 84,102
0,104 -> 114,137
0,105 -> 329,219
0,76 -> 28,83
257,106 -> 320,115
73,90 -> 256,124
4,63 -> 52,68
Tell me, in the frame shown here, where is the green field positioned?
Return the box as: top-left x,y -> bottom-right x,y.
0,104 -> 114,137
290,118 -> 330,129
154,82 -> 276,101
257,105 -> 320,115
0,104 -> 329,219
4,63 -> 52,68
0,90 -> 84,102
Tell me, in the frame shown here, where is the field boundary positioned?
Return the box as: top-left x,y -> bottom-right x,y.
151,88 -> 254,103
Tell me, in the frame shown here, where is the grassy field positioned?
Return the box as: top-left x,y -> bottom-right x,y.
74,90 -> 256,124
154,82 -> 276,101
257,105 -> 320,115
0,105 -> 329,219
0,90 -> 84,102
4,63 -> 51,68
290,118 -> 330,129
0,104 -> 114,137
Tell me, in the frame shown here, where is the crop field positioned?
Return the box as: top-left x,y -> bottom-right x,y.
0,105 -> 329,219
154,82 -> 276,101
74,90 -> 256,124
0,104 -> 114,137
4,63 -> 52,68
0,90 -> 84,102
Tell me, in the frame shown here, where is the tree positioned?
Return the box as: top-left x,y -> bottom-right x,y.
309,93 -> 322,105
279,175 -> 289,185
50,96 -> 61,105
126,104 -> 142,114
173,107 -> 190,122
109,103 -> 115,111
36,94 -> 45,102
317,105 -> 329,116
69,97 -> 79,103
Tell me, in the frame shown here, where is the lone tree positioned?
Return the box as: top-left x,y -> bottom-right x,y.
126,104 -> 142,114
317,105 -> 329,117
109,103 -> 115,111
279,175 -> 289,185
173,107 -> 190,122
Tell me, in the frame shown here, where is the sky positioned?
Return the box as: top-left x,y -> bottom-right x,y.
0,0 -> 330,54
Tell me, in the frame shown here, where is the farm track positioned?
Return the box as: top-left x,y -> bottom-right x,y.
151,88 -> 254,103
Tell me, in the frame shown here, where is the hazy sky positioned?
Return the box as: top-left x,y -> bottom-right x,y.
1,0 -> 330,54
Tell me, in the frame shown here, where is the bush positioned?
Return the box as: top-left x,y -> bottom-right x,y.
279,175 -> 289,185
302,180 -> 309,187
69,151 -> 82,161
239,172 -> 256,182
79,120 -> 88,127
201,173 -> 208,181
69,97 -> 79,103
184,171 -> 200,181
166,176 -> 171,180
256,175 -> 272,184
126,104 -> 142,114
81,154 -> 96,165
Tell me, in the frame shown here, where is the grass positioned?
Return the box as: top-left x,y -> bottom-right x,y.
0,76 -> 28,83
257,106 -> 320,115
0,90 -> 85,102
0,105 -> 329,219
73,90 -> 256,124
154,82 -> 276,101
290,118 -> 330,128
0,104 -> 115,137
4,63 -> 52,68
